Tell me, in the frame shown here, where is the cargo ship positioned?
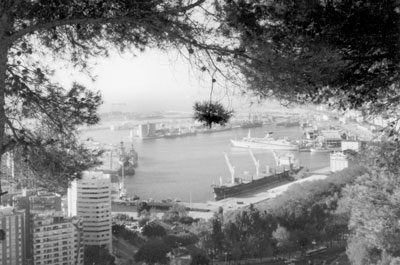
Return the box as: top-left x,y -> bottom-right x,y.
212,151 -> 302,201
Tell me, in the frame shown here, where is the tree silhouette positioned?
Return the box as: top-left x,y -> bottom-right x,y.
0,0 -> 233,189
193,101 -> 233,129
218,1 -> 400,117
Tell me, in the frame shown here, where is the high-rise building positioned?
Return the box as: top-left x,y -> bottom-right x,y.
32,215 -> 84,265
0,206 -> 26,265
13,190 -> 63,263
67,172 -> 112,251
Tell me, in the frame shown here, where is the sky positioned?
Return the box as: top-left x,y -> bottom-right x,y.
55,48 -> 257,114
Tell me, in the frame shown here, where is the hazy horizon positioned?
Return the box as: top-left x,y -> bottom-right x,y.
54,48 -> 282,114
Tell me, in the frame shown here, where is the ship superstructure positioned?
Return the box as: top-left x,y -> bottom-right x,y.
230,131 -> 299,150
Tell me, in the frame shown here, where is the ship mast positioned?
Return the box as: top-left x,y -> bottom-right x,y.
223,153 -> 235,184
248,149 -> 260,178
118,141 -> 126,198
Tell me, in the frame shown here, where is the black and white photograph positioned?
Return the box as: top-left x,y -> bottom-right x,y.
0,1 -> 399,265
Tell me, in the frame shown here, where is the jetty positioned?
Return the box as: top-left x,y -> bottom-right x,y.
112,172 -> 329,220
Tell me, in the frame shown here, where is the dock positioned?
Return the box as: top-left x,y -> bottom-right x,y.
112,173 -> 329,220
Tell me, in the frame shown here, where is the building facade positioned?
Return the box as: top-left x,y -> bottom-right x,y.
330,152 -> 350,172
13,190 -> 64,263
67,172 -> 112,251
0,206 -> 25,265
32,215 -> 83,265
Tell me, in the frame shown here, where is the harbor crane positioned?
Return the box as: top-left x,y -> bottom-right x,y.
248,149 -> 260,178
223,152 -> 235,184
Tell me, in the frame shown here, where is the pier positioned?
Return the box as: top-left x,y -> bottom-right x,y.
112,172 -> 329,220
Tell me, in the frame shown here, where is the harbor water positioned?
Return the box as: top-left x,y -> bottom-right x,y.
80,124 -> 330,203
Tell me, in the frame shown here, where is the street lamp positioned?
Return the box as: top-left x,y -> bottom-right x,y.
311,240 -> 317,265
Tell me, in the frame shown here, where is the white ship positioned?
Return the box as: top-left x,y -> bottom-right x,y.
230,131 -> 299,150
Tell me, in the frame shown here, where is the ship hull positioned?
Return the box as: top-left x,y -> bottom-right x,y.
310,148 -> 331,153
213,169 -> 301,201
164,132 -> 197,138
230,139 -> 298,150
241,122 -> 263,129
276,121 -> 301,127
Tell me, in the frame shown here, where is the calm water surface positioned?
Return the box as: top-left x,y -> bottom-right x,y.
81,125 -> 330,202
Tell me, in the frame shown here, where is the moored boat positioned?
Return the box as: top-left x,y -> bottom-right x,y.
212,152 -> 303,201
310,147 -> 332,153
276,120 -> 301,127
230,131 -> 299,150
212,169 -> 302,201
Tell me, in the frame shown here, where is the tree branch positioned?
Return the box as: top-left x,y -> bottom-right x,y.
8,0 -> 206,43
177,0 -> 206,13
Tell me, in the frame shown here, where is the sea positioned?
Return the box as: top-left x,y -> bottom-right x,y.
80,124 -> 330,203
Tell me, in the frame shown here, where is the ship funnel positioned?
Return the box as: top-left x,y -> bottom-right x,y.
223,152 -> 235,184
248,149 -> 260,177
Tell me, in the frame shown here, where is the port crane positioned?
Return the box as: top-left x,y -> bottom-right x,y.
223,152 -> 235,184
248,149 -> 260,178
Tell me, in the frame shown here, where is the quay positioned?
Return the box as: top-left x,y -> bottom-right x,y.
112,170 -> 329,220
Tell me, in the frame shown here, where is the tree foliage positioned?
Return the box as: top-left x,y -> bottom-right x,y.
193,101 -> 233,129
142,222 -> 167,238
134,239 -> 170,265
162,203 -> 188,223
84,245 -> 116,265
190,250 -> 210,265
341,142 -> 400,263
164,232 -> 199,248
0,0 -> 236,189
221,208 -> 276,260
188,219 -> 213,254
272,225 -> 291,250
217,0 -> 400,116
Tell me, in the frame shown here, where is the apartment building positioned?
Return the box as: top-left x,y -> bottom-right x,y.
13,190 -> 64,263
0,206 -> 25,265
32,215 -> 83,265
67,172 -> 112,251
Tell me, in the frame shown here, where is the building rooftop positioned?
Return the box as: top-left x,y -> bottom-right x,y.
32,213 -> 81,225
0,206 -> 22,216
330,152 -> 349,158
81,171 -> 111,180
320,130 -> 342,139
